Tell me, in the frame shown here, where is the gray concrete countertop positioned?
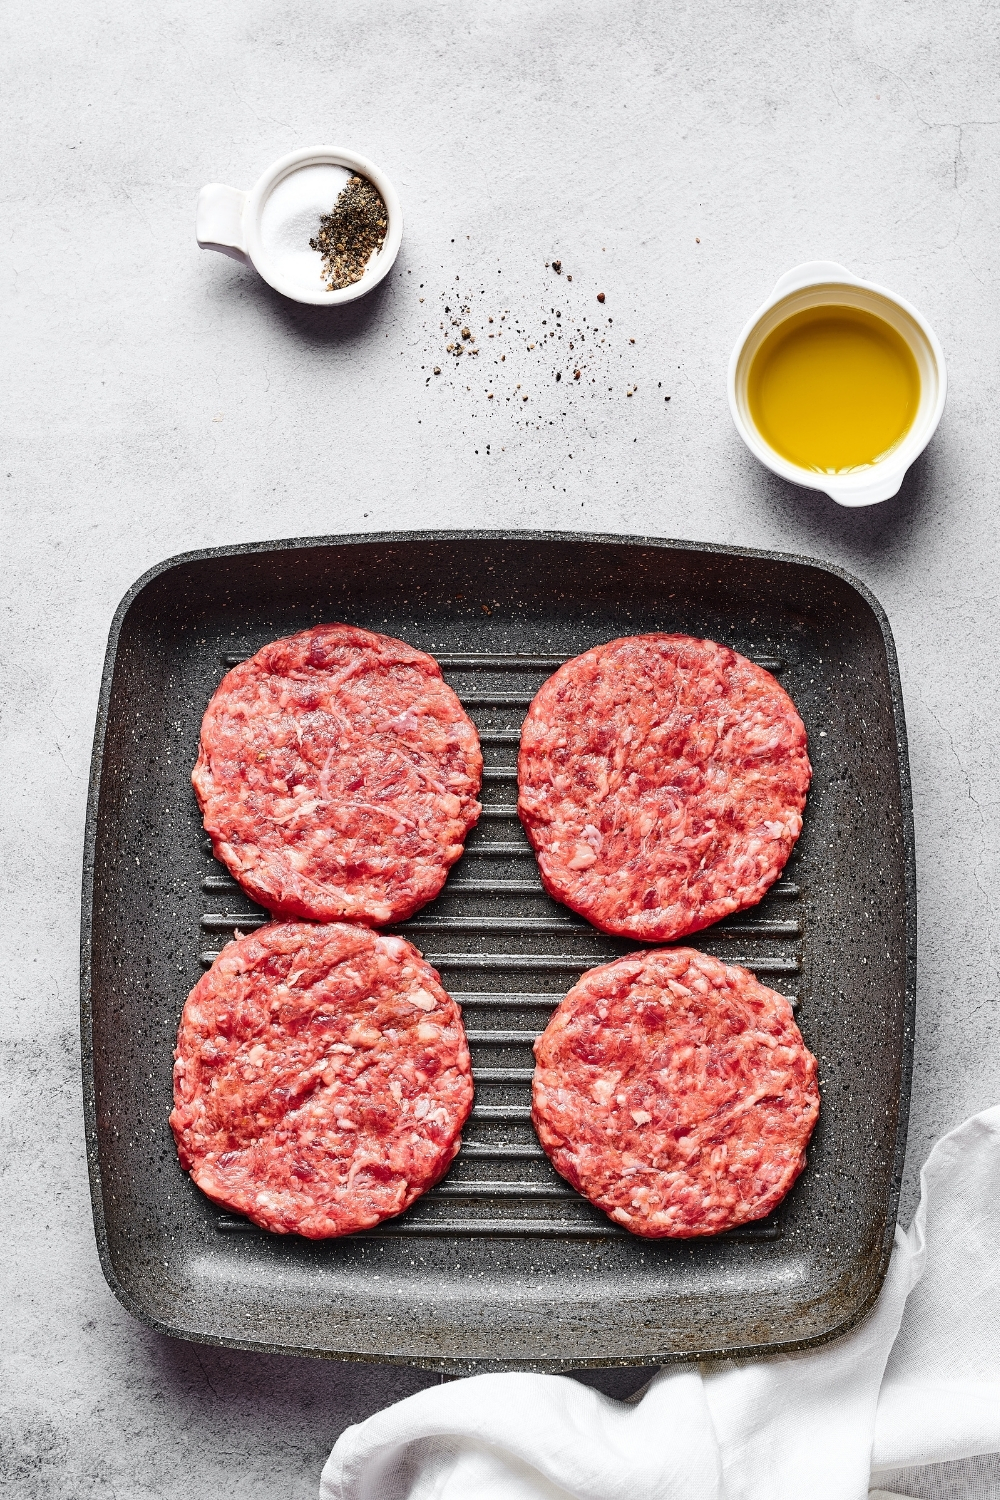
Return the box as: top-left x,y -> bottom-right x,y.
4,2 -> 999,1495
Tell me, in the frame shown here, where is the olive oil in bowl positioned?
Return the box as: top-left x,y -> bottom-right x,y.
747,306 -> 920,474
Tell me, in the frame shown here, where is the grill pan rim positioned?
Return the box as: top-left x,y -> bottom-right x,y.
80,529 -> 916,1370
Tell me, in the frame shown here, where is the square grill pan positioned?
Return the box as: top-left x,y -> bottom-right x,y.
81,532 -> 915,1371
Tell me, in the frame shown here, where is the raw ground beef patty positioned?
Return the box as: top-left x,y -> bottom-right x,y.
169,923 -> 474,1238
532,948 -> 819,1238
193,624 -> 482,925
518,633 -> 810,942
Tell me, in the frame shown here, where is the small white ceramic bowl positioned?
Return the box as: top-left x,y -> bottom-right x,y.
196,146 -> 402,306
728,261 -> 946,507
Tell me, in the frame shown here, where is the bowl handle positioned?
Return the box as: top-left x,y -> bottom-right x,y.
196,184 -> 250,264
824,467 -> 907,507
769,261 -> 860,299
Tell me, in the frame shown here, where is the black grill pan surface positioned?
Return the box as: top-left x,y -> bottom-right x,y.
81,532 -> 915,1370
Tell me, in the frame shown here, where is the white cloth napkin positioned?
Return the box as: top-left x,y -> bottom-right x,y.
321,1106 -> 1000,1500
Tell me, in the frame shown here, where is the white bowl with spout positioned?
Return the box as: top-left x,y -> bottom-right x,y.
196,146 -> 402,306
728,261 -> 946,507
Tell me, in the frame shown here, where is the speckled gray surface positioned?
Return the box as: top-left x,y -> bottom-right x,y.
3,0 -> 999,1494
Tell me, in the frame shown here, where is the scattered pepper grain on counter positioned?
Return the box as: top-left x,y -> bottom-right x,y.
309,175 -> 388,291
415,261 -> 674,433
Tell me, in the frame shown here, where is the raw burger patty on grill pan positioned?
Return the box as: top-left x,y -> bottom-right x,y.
518,633 -> 810,942
193,624 -> 482,925
532,948 -> 819,1238
170,922 -> 474,1238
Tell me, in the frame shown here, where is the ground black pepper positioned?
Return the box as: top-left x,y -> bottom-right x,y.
309,175 -> 388,291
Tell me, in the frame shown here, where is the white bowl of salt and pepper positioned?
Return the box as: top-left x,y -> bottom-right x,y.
196,146 -> 402,305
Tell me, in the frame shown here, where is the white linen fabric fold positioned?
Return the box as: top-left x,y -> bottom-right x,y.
321,1106 -> 1000,1500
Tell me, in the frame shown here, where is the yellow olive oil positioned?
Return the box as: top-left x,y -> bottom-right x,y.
747,305 -> 920,473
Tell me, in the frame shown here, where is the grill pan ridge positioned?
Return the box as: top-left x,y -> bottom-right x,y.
81,531 -> 915,1371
